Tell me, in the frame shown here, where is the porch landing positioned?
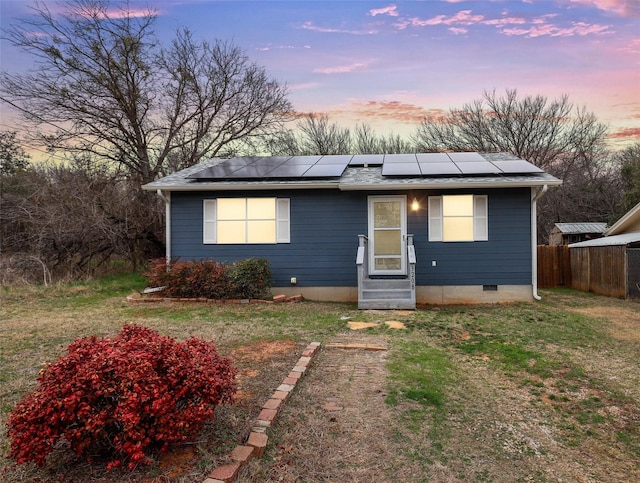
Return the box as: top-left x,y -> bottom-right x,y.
358,278 -> 415,310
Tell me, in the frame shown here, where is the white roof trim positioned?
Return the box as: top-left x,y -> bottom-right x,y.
606,201 -> 640,236
338,178 -> 560,191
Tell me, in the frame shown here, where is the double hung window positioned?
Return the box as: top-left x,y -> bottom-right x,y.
203,198 -> 290,244
428,195 -> 488,242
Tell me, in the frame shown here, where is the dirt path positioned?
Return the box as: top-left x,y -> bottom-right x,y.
237,333 -> 433,481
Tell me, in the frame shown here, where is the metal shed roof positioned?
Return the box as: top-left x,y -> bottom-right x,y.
553,223 -> 608,235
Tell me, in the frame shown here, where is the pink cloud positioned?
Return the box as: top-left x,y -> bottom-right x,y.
565,0 -> 640,17
502,20 -> 612,37
313,62 -> 367,74
369,4 -> 399,17
385,7 -> 613,40
609,126 -> 640,141
443,10 -> 485,25
333,100 -> 447,124
104,8 -> 155,19
483,17 -> 527,27
300,21 -> 377,35
393,16 -> 444,29
403,10 -> 484,28
620,38 -> 640,54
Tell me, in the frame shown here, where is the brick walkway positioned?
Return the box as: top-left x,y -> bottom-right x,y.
235,334 -> 395,482
205,334 -> 393,482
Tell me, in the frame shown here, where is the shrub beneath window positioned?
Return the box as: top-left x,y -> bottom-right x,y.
144,258 -> 271,299
227,258 -> 271,299
6,324 -> 237,471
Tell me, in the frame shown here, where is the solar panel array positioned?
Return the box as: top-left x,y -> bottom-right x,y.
187,153 -> 543,180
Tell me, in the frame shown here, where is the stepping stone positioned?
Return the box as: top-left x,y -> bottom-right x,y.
348,321 -> 380,330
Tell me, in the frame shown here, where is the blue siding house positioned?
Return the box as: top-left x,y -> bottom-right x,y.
143,153 -> 561,308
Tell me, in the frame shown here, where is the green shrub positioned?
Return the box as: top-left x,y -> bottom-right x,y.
228,258 -> 271,299
144,258 -> 271,299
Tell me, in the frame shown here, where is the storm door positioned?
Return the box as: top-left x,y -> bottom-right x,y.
368,196 -> 407,276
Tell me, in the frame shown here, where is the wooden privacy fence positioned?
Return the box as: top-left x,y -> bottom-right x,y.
570,246 -> 627,298
539,244 -> 637,298
537,245 -> 571,288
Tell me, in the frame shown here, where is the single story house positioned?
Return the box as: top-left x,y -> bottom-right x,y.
569,201 -> 640,299
143,152 -> 561,309
548,222 -> 607,246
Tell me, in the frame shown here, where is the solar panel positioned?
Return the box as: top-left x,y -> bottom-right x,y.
416,153 -> 452,163
218,156 -> 260,167
448,152 -> 486,162
223,164 -> 277,178
383,154 -> 418,163
317,155 -> 353,165
187,163 -> 246,179
418,162 -> 462,176
302,163 -> 347,177
491,160 -> 543,174
349,154 -> 384,166
286,155 -> 322,165
248,156 -> 292,167
185,152 -> 543,181
454,161 -> 501,175
382,162 -> 421,176
263,164 -> 312,178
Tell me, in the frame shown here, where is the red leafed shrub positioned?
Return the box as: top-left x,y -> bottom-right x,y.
145,258 -> 231,299
144,258 -> 271,299
6,324 -> 237,471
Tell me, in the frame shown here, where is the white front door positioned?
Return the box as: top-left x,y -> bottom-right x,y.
368,195 -> 407,276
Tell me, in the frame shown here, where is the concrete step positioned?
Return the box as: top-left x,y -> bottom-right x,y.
361,279 -> 411,290
361,289 -> 412,300
358,277 -> 415,309
357,299 -> 415,310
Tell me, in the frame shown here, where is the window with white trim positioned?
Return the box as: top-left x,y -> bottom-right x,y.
428,194 -> 488,242
203,198 -> 290,244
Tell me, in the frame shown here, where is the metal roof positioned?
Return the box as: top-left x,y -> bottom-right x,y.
569,232 -> 640,248
142,152 -> 562,192
553,223 -> 608,235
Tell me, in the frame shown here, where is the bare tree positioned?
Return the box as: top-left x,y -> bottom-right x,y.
412,89 -> 616,241
353,124 -> 415,154
379,133 -> 415,154
297,113 -> 352,155
1,158 -> 164,281
413,89 -> 608,171
353,123 -> 381,154
0,0 -> 292,184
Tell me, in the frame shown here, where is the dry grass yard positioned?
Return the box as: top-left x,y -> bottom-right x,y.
1,275 -> 639,482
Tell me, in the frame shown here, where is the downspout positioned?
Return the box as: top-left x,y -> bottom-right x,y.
531,185 -> 548,300
156,190 -> 171,266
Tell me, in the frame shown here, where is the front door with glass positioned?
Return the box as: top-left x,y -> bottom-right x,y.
368,196 -> 407,276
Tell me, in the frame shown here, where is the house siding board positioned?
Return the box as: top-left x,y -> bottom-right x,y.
171,190 -> 366,286
170,187 -> 531,288
412,188 -> 531,285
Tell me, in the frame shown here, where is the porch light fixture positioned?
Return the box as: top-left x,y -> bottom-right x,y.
411,198 -> 420,211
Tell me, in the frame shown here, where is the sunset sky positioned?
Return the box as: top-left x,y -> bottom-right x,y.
1,0 -> 639,152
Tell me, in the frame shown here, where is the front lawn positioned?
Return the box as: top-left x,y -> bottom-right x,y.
1,277 -> 639,481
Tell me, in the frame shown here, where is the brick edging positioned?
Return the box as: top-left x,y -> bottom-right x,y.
125,294 -> 303,304
203,342 -> 321,483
